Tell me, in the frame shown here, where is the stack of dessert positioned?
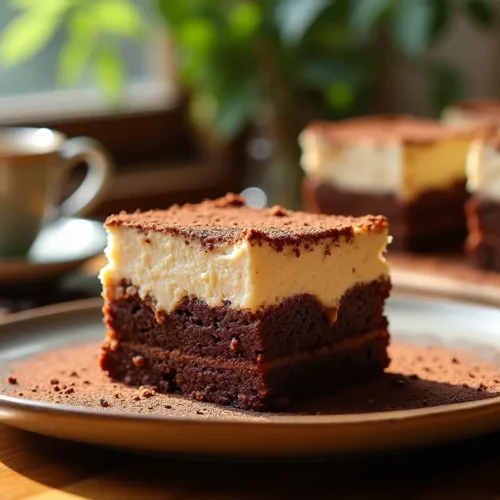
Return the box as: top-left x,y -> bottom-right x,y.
100,194 -> 391,410
300,107 -> 500,273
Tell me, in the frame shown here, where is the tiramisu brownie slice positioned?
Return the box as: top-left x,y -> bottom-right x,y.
99,194 -> 391,411
465,134 -> 500,271
300,115 -> 481,251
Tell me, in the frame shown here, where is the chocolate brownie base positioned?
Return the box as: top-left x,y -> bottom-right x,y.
302,178 -> 468,252
466,197 -> 500,271
101,280 -> 390,410
103,279 -> 390,363
100,330 -> 389,411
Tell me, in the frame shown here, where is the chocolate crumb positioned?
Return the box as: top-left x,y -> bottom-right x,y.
109,340 -> 120,352
83,380 -> 91,385
132,355 -> 145,367
165,405 -> 172,409
64,388 -> 74,395
269,205 -> 288,217
53,386 -> 60,392
31,388 -> 37,393
452,357 -> 460,365
70,371 -> 79,377
139,386 -> 157,398
409,374 -> 419,380
114,393 -> 120,399
133,396 -> 140,401
468,372 -> 476,378
196,410 -> 204,415
99,397 -> 109,407
194,392 -> 205,402
230,338 -> 240,352
18,392 -> 23,397
50,378 -> 59,385
7,376 -> 17,384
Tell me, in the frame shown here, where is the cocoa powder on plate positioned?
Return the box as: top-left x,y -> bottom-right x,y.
2,341 -> 499,419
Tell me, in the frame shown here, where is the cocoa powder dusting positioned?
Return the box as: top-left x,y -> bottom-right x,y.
1,342 -> 499,420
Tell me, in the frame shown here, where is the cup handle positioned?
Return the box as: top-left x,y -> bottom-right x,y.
59,137 -> 114,218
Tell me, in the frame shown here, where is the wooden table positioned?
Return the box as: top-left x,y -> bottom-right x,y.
1,422 -> 500,499
3,255 -> 500,499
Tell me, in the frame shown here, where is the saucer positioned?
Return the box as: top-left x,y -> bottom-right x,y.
0,218 -> 106,285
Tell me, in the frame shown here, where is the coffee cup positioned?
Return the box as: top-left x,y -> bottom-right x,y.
0,127 -> 113,258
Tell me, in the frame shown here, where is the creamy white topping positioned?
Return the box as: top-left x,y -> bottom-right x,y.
441,107 -> 480,128
466,140 -> 500,201
100,225 -> 389,313
299,129 -> 470,201
299,131 -> 402,195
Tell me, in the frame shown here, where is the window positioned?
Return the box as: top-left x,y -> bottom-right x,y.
0,1 -> 245,213
0,0 -> 177,123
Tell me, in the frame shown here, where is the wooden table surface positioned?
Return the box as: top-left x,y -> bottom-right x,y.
2,421 -> 500,500
3,254 -> 500,499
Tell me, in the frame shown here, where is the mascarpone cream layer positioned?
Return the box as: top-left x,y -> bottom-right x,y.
300,130 -> 470,201
100,226 -> 389,313
466,140 -> 500,201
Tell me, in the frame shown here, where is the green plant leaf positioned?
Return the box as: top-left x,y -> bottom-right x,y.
0,9 -> 61,66
275,0 -> 331,45
228,2 -> 262,39
349,0 -> 392,38
156,0 -> 190,26
430,0 -> 451,41
94,44 -> 125,104
466,0 -> 494,28
178,19 -> 217,51
392,0 -> 432,56
325,81 -> 355,110
58,36 -> 93,86
299,56 -> 365,89
90,0 -> 145,38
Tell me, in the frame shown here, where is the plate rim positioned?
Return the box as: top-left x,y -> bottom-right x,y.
1,292 -> 500,427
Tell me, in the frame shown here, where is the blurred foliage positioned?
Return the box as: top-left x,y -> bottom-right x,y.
0,0 -> 145,103
0,0 -> 496,138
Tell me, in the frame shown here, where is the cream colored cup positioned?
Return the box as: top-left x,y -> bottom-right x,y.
0,127 -> 113,257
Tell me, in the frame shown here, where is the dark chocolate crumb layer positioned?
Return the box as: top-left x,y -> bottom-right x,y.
100,330 -> 389,411
466,197 -> 500,272
104,279 -> 391,363
105,193 -> 388,251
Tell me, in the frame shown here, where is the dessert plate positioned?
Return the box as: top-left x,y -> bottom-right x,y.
1,291 -> 500,459
0,218 -> 106,284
